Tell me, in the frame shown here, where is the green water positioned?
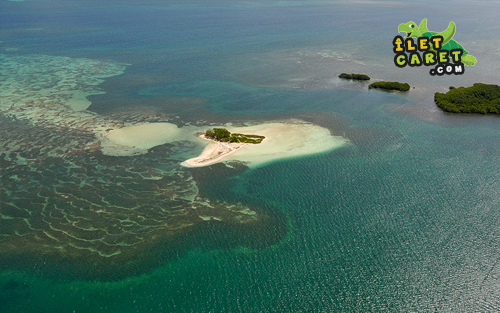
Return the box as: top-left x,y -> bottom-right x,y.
4,92 -> 500,311
2,0 -> 500,312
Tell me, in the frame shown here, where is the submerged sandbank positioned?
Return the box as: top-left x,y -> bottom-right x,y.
182,121 -> 348,168
99,123 -> 184,156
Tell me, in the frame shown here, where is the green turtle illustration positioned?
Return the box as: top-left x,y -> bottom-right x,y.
398,18 -> 477,66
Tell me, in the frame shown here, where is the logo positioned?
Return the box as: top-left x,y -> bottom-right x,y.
393,18 -> 477,76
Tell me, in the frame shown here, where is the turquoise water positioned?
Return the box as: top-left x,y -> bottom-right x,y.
2,0 -> 500,312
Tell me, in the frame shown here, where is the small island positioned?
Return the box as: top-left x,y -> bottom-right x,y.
181,127 -> 265,167
180,121 -> 348,168
339,73 -> 371,81
205,128 -> 265,144
368,81 -> 410,92
435,83 -> 500,114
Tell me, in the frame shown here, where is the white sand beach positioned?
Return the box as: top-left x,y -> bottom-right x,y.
180,135 -> 247,167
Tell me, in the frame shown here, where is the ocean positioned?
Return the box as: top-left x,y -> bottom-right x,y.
2,0 -> 500,311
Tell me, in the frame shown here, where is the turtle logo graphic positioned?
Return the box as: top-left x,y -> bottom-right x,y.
393,19 -> 476,75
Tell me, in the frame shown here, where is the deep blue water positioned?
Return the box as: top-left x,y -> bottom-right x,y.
2,0 -> 500,312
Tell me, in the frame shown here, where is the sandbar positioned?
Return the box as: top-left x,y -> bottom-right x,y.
99,123 -> 184,156
181,120 -> 348,168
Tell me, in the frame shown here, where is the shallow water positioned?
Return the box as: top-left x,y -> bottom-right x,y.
2,0 -> 500,312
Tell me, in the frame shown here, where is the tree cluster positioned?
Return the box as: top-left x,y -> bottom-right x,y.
368,81 -> 410,92
204,128 -> 265,144
339,73 -> 371,81
434,83 -> 500,114
205,128 -> 231,141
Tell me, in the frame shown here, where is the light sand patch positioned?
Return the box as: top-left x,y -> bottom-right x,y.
98,123 -> 204,156
104,122 -> 180,147
199,216 -> 222,221
182,120 -> 348,168
96,121 -> 205,157
226,121 -> 348,167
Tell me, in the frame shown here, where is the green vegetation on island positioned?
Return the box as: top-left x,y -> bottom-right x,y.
205,128 -> 265,144
339,73 -> 371,80
368,81 -> 410,92
434,83 -> 500,114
